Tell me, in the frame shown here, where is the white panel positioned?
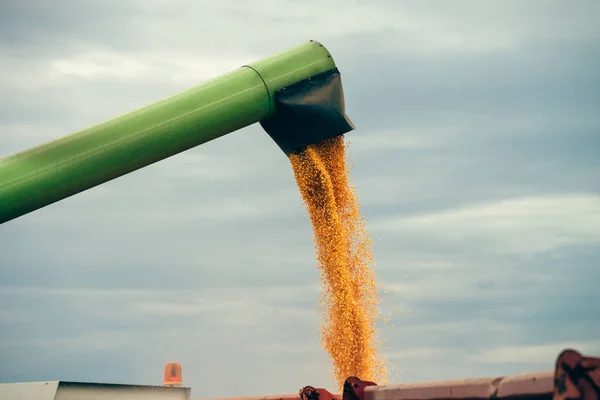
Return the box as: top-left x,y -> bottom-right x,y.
54,383 -> 190,400
0,381 -> 59,400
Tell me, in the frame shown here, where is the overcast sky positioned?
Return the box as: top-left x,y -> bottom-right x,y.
1,0 -> 599,398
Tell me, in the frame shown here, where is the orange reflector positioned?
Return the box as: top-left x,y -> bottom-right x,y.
164,362 -> 182,386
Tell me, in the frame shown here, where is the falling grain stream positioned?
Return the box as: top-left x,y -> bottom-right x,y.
289,136 -> 388,389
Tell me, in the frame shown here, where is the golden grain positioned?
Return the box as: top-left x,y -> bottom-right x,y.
289,136 -> 388,389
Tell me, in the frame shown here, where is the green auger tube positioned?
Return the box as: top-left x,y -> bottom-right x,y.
0,40 -> 355,225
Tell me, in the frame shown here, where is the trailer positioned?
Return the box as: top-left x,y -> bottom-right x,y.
1,349 -> 598,400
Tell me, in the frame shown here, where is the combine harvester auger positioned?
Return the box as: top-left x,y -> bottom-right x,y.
1,41 -> 599,400
0,40 -> 354,225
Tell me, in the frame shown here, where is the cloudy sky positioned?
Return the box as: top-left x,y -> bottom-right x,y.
1,0 -> 599,398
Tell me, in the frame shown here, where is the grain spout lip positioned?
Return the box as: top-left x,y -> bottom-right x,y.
260,68 -> 355,156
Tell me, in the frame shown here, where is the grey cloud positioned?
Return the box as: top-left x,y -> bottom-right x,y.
0,284 -> 328,394
0,0 -> 143,52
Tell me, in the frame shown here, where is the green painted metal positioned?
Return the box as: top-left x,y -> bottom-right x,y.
0,40 -> 337,225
